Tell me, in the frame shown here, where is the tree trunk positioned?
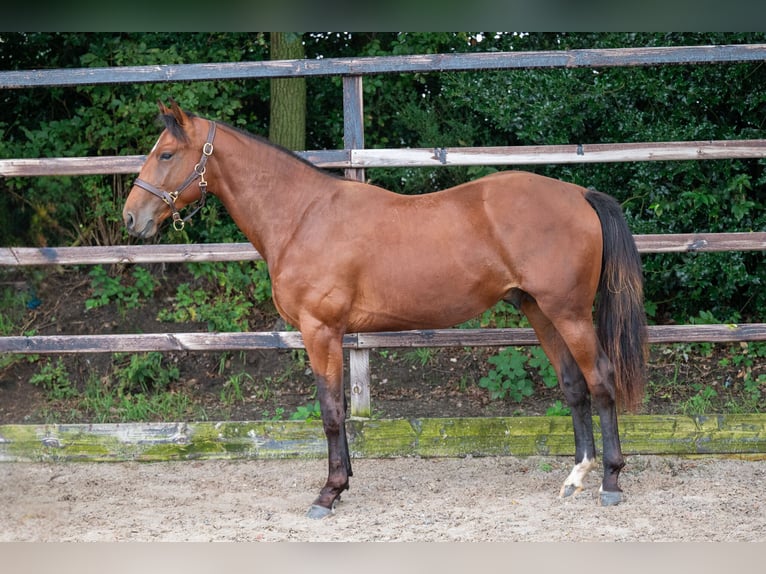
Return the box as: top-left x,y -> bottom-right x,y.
269,32 -> 306,150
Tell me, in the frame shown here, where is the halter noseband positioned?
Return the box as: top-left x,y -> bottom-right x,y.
133,121 -> 217,231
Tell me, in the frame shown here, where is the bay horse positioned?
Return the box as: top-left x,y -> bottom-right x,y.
123,100 -> 648,518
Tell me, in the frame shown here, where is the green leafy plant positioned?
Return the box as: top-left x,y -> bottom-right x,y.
479,347 -> 534,401
527,346 -> 558,389
80,371 -> 202,423
113,352 -> 180,395
289,400 -> 322,421
0,285 -> 26,336
261,407 -> 285,421
479,346 -> 556,402
158,281 -> 254,332
545,400 -> 571,417
85,265 -> 157,313
0,283 -> 40,369
30,358 -> 77,400
719,341 -> 766,411
220,371 -> 252,406
405,348 -> 434,368
538,461 -> 554,472
680,384 -> 718,416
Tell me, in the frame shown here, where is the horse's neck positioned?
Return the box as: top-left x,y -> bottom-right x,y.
210,130 -> 332,261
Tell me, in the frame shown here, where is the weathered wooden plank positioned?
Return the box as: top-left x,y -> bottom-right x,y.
342,75 -> 371,418
355,329 -> 540,348
4,140 -> 766,177
352,140 -> 766,167
2,233 -> 764,267
634,232 -> 766,252
2,324 -> 765,354
413,417 -> 578,457
0,151 -> 349,176
0,331 -> 310,353
0,243 -> 263,266
355,324 -> 766,348
0,155 -> 147,176
2,45 -> 765,89
618,414 -> 766,455
646,323 -> 766,343
2,415 -> 765,462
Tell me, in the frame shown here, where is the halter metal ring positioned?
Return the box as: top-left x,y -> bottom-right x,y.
171,213 -> 185,231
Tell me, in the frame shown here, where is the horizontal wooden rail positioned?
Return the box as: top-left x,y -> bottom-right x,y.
3,140 -> 766,177
350,140 -> 766,167
3,414 -> 766,461
2,233 -> 765,267
1,324 -> 765,355
2,44 -> 765,89
0,243 -> 262,266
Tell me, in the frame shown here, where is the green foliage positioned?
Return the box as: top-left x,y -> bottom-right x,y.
113,352 -> 180,395
188,260 -> 272,305
220,371 -> 252,406
538,461 -> 554,473
719,342 -> 766,411
30,358 -> 77,400
459,301 -> 526,330
405,348 -> 434,368
80,372 -> 200,423
680,384 -> 718,416
157,260 -> 271,332
289,400 -> 322,421
158,281 -> 253,332
85,265 -> 157,313
545,401 -> 571,417
0,277 -> 41,370
479,346 -> 557,402
0,289 -> 20,337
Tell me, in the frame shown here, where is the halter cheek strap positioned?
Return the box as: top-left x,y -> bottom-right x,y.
133,121 -> 217,231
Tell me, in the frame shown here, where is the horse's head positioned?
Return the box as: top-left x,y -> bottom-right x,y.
123,100 -> 215,238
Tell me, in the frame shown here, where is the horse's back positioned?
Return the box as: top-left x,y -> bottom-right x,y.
340,171 -> 603,330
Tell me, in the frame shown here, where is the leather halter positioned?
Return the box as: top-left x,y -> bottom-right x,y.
133,121 -> 217,231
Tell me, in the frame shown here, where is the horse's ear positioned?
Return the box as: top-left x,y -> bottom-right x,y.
169,98 -> 190,127
157,100 -> 171,115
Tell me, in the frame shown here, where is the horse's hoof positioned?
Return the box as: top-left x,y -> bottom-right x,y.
560,484 -> 584,498
306,496 -> 340,520
599,490 -> 623,506
306,504 -> 334,519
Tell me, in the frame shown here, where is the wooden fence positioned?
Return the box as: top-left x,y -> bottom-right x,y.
2,43 -> 766,424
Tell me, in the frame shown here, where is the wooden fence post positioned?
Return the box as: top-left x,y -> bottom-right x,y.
343,75 -> 372,419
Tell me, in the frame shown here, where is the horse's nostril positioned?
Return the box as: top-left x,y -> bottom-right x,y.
125,212 -> 134,229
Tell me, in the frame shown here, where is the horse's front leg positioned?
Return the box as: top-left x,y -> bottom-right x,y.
301,321 -> 352,519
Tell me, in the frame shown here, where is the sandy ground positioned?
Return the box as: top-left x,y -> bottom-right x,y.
1,454 -> 764,542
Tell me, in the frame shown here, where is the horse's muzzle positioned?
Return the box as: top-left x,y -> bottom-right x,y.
123,209 -> 158,239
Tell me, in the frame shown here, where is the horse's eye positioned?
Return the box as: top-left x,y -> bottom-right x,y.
159,152 -> 173,161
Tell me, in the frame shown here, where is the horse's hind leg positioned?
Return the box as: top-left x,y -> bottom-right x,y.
547,314 -> 626,506
518,296 -> 598,498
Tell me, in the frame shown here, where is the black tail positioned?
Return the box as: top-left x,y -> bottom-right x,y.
585,190 -> 648,412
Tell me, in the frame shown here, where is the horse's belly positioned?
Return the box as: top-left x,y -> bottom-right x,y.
348,266 -> 513,332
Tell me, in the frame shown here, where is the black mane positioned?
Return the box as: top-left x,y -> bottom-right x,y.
160,111 -> 338,177
222,120 -> 333,176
